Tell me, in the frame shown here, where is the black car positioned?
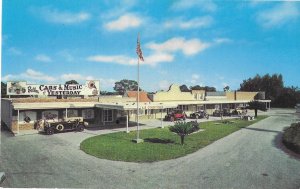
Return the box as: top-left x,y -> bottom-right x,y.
212,109 -> 231,117
35,117 -> 88,135
190,110 -> 209,119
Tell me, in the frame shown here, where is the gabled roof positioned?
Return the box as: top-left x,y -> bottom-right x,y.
125,91 -> 152,102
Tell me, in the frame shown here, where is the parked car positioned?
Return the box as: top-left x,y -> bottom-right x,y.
164,109 -> 187,122
212,109 -> 231,117
190,110 -> 209,119
222,108 -> 232,116
35,117 -> 88,135
212,109 -> 222,117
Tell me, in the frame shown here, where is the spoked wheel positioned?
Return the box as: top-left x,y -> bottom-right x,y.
46,128 -> 54,135
77,125 -> 84,132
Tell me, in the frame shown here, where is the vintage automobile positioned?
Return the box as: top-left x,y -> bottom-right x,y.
34,117 -> 88,135
164,109 -> 187,122
190,110 -> 209,119
8,82 -> 26,94
212,109 -> 231,117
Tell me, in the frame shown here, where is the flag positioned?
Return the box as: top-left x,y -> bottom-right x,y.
136,35 -> 144,61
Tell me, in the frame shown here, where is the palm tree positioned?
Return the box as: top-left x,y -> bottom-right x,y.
169,121 -> 199,145
247,100 -> 267,117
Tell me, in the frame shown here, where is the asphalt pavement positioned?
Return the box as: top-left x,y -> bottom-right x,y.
1,108 -> 300,188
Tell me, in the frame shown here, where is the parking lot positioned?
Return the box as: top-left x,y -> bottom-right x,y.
1,109 -> 300,188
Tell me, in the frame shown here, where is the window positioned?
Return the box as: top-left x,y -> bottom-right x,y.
103,109 -> 113,122
178,105 -> 188,111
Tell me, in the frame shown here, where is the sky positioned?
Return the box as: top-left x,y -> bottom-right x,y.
2,0 -> 300,92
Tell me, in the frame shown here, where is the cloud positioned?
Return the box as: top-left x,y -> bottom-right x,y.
171,0 -> 217,12
146,37 -> 210,56
31,7 -> 91,24
159,80 -> 171,91
104,13 -> 142,31
213,38 -> 232,44
185,74 -> 202,85
101,0 -> 137,19
164,16 -> 213,29
8,47 -> 23,56
99,78 -> 116,89
256,2 -> 300,28
61,73 -> 96,81
87,52 -> 173,66
2,69 -> 56,82
35,54 -> 52,62
58,50 -> 74,62
87,55 -> 136,65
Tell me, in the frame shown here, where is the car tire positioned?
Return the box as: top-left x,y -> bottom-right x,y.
46,128 -> 54,135
56,124 -> 64,131
77,125 -> 84,132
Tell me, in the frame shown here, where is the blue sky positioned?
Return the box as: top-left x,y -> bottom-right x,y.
2,0 -> 300,92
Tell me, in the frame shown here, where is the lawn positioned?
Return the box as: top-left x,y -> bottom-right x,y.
80,116 -> 268,162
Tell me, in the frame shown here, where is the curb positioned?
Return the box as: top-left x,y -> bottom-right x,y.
0,172 -> 5,184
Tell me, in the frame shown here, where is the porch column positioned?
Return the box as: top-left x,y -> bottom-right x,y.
269,102 -> 271,110
17,109 -> 20,134
102,109 -> 105,126
65,108 -> 68,119
126,114 -> 129,133
161,107 -> 164,128
265,102 -> 267,110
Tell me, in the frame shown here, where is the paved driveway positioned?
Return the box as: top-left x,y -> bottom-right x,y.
1,108 -> 300,188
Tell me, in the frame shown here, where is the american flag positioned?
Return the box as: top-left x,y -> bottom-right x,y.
136,35 -> 144,61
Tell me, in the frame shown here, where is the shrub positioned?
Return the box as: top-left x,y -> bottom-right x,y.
282,122 -> 300,154
169,121 -> 200,145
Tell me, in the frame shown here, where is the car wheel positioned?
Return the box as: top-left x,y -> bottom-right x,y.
46,128 -> 54,135
77,125 -> 84,132
56,124 -> 64,131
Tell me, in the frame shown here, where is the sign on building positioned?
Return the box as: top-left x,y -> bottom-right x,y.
7,80 -> 100,96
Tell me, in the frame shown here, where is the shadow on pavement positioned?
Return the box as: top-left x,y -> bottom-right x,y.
243,127 -> 280,133
272,131 -> 300,160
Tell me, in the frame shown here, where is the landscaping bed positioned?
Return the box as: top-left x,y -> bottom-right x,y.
80,116 -> 268,162
282,122 -> 300,154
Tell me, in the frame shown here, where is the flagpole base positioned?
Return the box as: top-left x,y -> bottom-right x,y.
132,138 -> 144,143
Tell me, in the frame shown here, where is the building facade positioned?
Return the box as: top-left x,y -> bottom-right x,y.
1,83 -> 271,135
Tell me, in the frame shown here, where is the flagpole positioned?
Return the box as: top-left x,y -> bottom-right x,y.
137,50 -> 140,140
134,33 -> 143,143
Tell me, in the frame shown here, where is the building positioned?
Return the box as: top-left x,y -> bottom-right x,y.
1,83 -> 271,135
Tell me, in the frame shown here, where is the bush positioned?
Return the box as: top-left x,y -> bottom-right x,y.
282,122 -> 300,154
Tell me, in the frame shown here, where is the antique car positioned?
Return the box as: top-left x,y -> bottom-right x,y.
212,109 -> 232,117
8,82 -> 26,94
190,110 -> 209,119
34,117 -> 88,135
164,109 -> 187,122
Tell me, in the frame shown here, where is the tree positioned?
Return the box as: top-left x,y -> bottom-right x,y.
65,80 -> 79,84
273,86 -> 300,108
239,74 -> 284,102
223,85 -> 230,92
180,84 -> 190,92
246,101 -> 267,117
169,121 -> 199,145
1,82 -> 8,98
190,85 -> 216,92
113,79 -> 141,95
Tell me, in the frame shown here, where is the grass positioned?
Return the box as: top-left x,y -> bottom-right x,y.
80,116 -> 268,162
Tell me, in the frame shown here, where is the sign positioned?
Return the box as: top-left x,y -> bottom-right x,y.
7,80 -> 100,96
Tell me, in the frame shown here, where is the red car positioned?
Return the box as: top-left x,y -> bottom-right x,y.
164,109 -> 187,122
